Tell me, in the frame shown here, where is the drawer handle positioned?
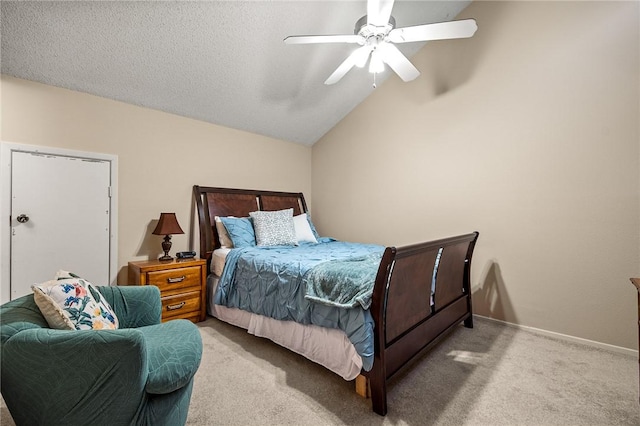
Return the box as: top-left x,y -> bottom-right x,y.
167,276 -> 186,283
166,302 -> 185,311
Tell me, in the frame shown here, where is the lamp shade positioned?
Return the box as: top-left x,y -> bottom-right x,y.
152,213 -> 184,236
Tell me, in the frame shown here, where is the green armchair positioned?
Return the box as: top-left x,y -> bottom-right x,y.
0,285 -> 202,426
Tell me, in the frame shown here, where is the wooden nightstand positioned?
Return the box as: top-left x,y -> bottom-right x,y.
128,258 -> 207,323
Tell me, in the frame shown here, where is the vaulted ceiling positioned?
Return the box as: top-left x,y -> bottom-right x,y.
1,1 -> 471,146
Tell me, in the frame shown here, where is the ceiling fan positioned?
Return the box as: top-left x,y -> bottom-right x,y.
284,0 -> 477,87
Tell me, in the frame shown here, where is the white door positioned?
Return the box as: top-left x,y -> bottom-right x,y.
10,151 -> 112,299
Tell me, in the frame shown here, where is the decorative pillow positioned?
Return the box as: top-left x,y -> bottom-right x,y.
249,209 -> 297,246
32,271 -> 119,331
306,213 -> 321,240
293,213 -> 318,243
54,269 -> 80,280
220,216 -> 256,248
214,216 -> 234,248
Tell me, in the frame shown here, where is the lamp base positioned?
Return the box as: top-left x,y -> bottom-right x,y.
159,235 -> 173,261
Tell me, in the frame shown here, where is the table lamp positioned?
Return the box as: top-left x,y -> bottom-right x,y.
152,213 -> 184,261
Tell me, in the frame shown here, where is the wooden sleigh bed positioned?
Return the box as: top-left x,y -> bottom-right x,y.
194,185 -> 479,416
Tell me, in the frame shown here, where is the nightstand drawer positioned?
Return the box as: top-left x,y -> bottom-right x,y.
162,291 -> 201,319
147,266 -> 201,291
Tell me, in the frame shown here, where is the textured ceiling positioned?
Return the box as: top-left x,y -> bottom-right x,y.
1,1 -> 471,146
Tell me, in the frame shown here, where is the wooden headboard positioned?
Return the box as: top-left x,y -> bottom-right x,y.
193,186 -> 308,262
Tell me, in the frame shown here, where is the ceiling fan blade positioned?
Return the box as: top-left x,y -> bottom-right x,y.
284,34 -> 363,45
324,46 -> 370,85
388,19 -> 478,44
367,0 -> 395,27
377,43 -> 420,82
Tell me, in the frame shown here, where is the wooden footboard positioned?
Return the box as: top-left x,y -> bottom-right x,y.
365,232 -> 479,415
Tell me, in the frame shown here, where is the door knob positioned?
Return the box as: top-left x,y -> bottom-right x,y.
16,214 -> 29,223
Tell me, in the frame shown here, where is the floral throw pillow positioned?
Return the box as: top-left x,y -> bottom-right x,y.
32,271 -> 119,331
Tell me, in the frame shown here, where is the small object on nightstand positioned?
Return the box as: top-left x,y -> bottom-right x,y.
152,213 -> 184,261
129,258 -> 207,323
176,251 -> 196,259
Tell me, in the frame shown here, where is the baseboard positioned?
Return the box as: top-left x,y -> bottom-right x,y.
474,314 -> 638,357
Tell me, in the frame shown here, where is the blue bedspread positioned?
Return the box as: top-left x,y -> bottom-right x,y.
214,238 -> 384,371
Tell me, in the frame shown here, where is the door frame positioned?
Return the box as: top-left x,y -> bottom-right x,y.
0,141 -> 118,304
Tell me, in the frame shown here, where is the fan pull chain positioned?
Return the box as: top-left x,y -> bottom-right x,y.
372,72 -> 377,89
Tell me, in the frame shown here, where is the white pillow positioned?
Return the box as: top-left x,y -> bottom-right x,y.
249,209 -> 297,246
293,213 -> 318,243
214,216 -> 234,248
32,271 -> 119,331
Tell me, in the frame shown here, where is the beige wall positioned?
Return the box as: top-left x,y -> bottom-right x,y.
312,1 -> 640,349
1,76 -> 312,284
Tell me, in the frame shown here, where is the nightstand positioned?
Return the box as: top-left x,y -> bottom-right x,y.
128,258 -> 207,323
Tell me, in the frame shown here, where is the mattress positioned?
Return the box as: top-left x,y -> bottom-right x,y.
210,247 -> 231,277
207,273 -> 363,381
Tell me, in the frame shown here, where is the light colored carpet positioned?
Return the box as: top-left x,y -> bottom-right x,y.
2,316 -> 639,425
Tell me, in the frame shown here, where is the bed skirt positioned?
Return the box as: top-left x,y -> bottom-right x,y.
207,275 -> 363,380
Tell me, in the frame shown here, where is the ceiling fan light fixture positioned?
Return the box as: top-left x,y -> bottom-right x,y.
354,47 -> 372,68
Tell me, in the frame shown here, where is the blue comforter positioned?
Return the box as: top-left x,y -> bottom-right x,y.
214,238 -> 384,371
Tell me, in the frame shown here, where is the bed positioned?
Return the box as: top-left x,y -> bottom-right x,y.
194,185 -> 479,415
